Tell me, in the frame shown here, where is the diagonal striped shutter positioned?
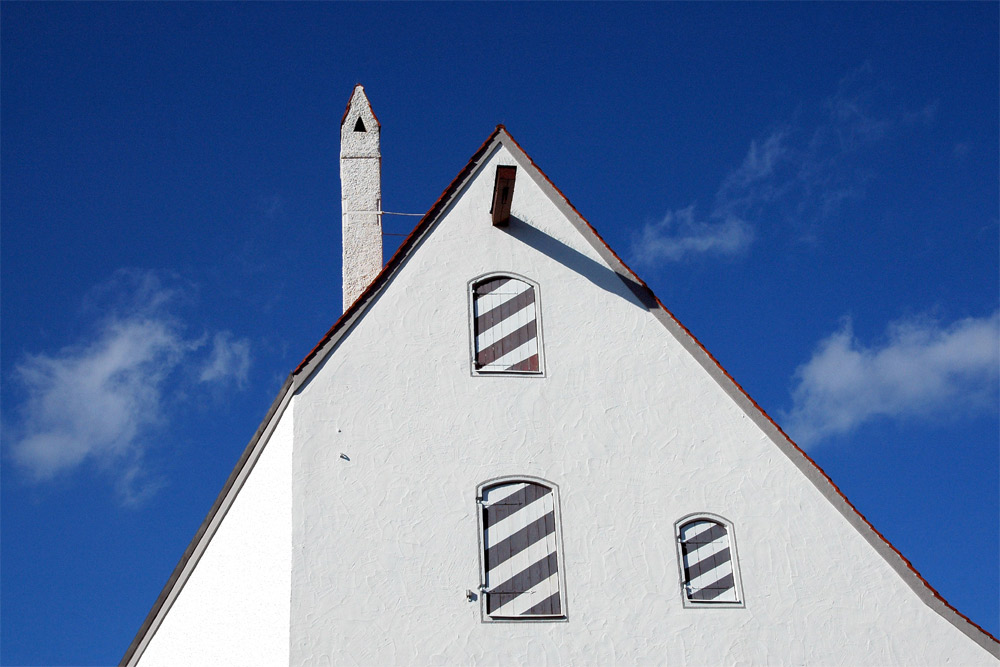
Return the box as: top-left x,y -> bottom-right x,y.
679,520 -> 739,602
473,277 -> 540,372
482,481 -> 562,618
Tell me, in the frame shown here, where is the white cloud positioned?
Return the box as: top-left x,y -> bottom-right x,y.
200,331 -> 251,387
7,270 -> 252,502
783,312 -> 1000,446
631,207 -> 753,265
11,318 -> 189,479
632,64 -> 931,265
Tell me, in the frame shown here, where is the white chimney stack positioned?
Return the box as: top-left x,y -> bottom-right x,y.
340,84 -> 382,312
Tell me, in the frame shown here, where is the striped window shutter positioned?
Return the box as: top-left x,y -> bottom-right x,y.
473,277 -> 540,372
679,520 -> 739,603
481,481 -> 562,618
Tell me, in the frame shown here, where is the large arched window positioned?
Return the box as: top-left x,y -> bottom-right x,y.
470,275 -> 542,374
675,514 -> 744,607
477,478 -> 566,620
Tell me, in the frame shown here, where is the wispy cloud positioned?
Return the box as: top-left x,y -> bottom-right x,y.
199,332 -> 251,387
782,311 -> 999,447
631,206 -> 753,265
632,63 -> 932,265
6,270 -> 252,504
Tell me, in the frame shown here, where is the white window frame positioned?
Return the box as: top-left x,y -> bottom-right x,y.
475,475 -> 568,622
467,272 -> 546,377
674,512 -> 745,609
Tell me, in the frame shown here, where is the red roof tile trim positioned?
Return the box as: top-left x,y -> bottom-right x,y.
340,83 -> 381,129
296,125 -> 998,647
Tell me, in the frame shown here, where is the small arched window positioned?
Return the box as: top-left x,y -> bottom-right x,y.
478,478 -> 565,620
470,275 -> 542,374
676,515 -> 744,606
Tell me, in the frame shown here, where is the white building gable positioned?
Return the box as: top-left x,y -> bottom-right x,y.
124,99 -> 999,666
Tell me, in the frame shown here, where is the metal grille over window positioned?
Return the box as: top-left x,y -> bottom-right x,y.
473,277 -> 539,373
481,481 -> 562,618
679,519 -> 739,603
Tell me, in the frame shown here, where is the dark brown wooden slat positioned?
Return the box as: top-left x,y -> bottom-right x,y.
491,165 -> 516,226
475,287 -> 535,334
485,511 -> 556,569
475,277 -> 511,296
484,484 -> 550,529
477,320 -> 537,366
506,354 -> 539,372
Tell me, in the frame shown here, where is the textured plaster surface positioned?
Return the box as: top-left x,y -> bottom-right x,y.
341,86 -> 382,312
137,408 -> 293,667
290,144 -> 995,665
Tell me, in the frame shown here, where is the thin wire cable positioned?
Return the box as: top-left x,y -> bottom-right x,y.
343,209 -> 421,234
344,210 -> 423,217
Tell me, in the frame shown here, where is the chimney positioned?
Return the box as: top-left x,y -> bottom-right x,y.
340,85 -> 382,312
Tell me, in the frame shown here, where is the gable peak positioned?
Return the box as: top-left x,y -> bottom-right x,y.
340,84 -> 380,129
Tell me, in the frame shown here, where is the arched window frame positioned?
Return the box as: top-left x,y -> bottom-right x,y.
674,512 -> 745,609
468,272 -> 546,376
476,476 -> 568,622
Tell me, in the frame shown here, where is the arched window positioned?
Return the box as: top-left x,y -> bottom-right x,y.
676,515 -> 743,606
477,478 -> 565,620
470,275 -> 541,374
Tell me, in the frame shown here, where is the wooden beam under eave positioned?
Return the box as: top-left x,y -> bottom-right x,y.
491,165 -> 516,226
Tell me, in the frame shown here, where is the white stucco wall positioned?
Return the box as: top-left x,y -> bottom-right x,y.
138,407 -> 293,667
290,143 -> 995,665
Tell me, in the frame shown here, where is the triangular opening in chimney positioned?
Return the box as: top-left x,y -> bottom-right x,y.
354,117 -> 367,133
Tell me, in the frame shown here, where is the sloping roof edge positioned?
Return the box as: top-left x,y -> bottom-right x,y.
122,125 -> 998,665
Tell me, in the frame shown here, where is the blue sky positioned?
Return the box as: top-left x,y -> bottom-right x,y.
2,3 -> 997,664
